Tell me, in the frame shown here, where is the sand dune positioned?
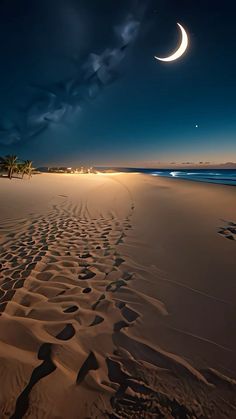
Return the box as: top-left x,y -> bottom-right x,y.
0,173 -> 236,418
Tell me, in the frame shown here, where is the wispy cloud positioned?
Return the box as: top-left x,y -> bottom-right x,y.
0,3 -> 144,146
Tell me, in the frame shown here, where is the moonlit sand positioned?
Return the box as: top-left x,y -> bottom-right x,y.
0,173 -> 236,418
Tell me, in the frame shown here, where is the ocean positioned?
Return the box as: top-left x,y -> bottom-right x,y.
99,168 -> 236,186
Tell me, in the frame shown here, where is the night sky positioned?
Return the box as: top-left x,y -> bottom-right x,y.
0,0 -> 235,167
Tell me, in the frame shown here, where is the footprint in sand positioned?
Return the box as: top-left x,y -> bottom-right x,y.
218,221 -> 236,241
10,343 -> 56,419
56,323 -> 75,340
63,305 -> 79,313
79,269 -> 96,280
83,287 -> 92,294
89,315 -> 104,327
76,352 -> 99,385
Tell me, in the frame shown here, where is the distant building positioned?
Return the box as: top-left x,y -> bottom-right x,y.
47,166 -> 97,174
48,167 -> 71,173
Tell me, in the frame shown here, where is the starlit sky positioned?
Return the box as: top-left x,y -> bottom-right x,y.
0,0 -> 235,167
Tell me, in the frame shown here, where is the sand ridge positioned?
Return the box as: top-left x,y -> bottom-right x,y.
0,174 -> 236,418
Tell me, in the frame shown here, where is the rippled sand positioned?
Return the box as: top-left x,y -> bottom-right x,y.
0,173 -> 236,418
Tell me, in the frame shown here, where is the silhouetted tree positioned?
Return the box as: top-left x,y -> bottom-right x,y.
1,155 -> 18,179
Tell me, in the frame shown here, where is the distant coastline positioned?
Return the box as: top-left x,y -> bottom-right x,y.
35,166 -> 236,186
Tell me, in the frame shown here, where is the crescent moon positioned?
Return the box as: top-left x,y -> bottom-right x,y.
155,23 -> 189,62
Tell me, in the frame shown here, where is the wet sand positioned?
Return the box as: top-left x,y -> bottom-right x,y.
0,172 -> 236,418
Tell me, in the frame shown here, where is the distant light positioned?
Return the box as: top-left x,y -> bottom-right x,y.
195,124 -> 199,128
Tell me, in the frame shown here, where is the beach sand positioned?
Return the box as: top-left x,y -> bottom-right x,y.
0,172 -> 236,418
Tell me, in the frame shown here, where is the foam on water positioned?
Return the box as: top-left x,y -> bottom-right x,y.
97,167 -> 236,186
150,169 -> 236,185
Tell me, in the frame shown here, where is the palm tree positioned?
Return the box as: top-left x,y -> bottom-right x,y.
1,155 -> 18,179
23,160 -> 34,179
0,157 -> 4,173
18,162 -> 27,179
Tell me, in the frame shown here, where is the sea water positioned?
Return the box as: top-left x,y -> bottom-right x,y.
98,168 -> 236,186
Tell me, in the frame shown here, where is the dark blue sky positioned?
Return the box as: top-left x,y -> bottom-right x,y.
0,0 -> 235,166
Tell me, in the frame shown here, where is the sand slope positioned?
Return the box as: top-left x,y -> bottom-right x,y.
0,173 -> 236,418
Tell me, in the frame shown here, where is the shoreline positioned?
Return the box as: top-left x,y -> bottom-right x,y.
3,167 -> 236,187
